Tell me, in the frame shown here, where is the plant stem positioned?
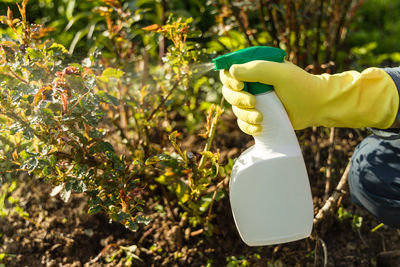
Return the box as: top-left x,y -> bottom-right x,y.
161,185 -> 177,222
313,0 -> 324,71
206,179 -> 225,223
8,68 -> 29,84
147,80 -> 179,121
314,161 -> 351,226
323,127 -> 336,201
198,100 -> 224,170
227,0 -> 253,46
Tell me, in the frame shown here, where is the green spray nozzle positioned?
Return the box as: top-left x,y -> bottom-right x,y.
212,46 -> 286,95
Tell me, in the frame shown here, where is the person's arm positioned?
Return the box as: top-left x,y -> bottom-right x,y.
384,67 -> 400,128
220,62 -> 399,135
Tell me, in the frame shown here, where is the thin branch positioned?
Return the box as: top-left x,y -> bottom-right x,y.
314,161 -> 351,226
258,0 -> 269,32
88,243 -> 118,264
206,179 -> 225,222
111,118 -> 135,152
227,1 -> 252,46
159,0 -> 167,63
161,185 -> 177,222
323,127 -> 336,201
198,98 -> 224,170
319,237 -> 328,267
117,80 -> 128,131
290,0 -> 300,64
264,1 -> 280,46
331,0 -> 355,65
69,91 -> 89,112
311,127 -> 321,170
0,108 -> 46,140
146,80 -> 179,121
7,68 -> 29,84
313,0 -> 324,69
272,1 -> 287,44
284,0 -> 292,57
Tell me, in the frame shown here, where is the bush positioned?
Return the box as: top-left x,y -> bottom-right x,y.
0,0 -> 226,233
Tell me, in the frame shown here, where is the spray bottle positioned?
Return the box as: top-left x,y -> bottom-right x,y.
212,46 -> 313,246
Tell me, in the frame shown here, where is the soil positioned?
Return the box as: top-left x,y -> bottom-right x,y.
1,113 -> 400,267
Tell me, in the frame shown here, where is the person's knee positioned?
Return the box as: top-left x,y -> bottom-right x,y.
349,135 -> 400,228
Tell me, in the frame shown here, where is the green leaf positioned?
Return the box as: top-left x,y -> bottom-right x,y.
135,215 -> 151,225
125,220 -> 139,232
96,91 -> 119,106
66,180 -> 87,193
19,150 -> 31,160
27,48 -> 44,60
24,157 -> 39,172
83,114 -> 100,126
22,127 -> 34,139
211,163 -> 219,178
71,131 -> 88,145
112,211 -> 130,222
154,174 -> 173,185
145,153 -> 173,165
176,180 -> 189,203
41,108 -> 54,116
102,68 -> 124,78
97,68 -> 124,83
48,42 -> 69,54
89,129 -> 104,139
199,151 -> 214,159
169,130 -> 178,144
88,205 -> 102,214
105,151 -> 124,171
60,188 -> 72,202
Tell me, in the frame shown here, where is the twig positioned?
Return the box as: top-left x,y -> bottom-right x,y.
272,1 -> 287,45
146,80 -> 179,121
69,91 -> 89,112
141,48 -> 149,89
330,0 -> 353,67
88,243 -> 118,264
161,185 -> 177,222
313,235 -> 318,267
290,0 -> 300,63
138,226 -> 156,245
0,108 -> 46,140
311,127 -> 321,170
264,1 -> 279,46
206,179 -> 226,222
371,223 -> 385,233
324,127 -> 336,201
111,118 -> 135,152
319,237 -> 328,267
313,0 -> 324,69
8,68 -> 29,84
198,98 -> 224,170
258,1 -> 269,32
314,161 -> 351,226
284,1 -> 292,57
227,1 -> 252,46
190,228 -> 204,236
117,80 -> 128,131
159,0 -> 166,63
357,228 -> 369,247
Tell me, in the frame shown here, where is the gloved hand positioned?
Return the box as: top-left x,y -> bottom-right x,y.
221,61 -> 399,135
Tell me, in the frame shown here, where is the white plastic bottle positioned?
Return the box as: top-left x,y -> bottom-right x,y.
229,91 -> 314,246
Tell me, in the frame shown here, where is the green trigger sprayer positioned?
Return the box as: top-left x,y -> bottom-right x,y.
213,46 -> 313,246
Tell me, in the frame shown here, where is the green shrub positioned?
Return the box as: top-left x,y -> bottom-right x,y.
0,0 -> 225,233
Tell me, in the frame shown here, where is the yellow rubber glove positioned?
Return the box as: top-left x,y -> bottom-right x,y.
221,61 -> 399,135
